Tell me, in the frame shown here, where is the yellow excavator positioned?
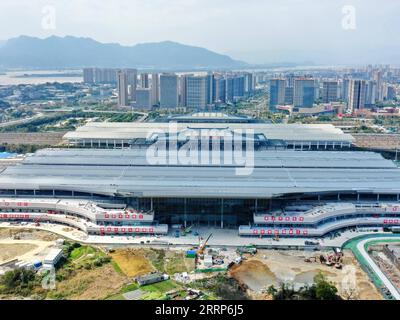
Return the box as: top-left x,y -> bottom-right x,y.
197,233 -> 213,255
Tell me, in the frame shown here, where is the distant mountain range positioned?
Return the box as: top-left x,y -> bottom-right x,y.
0,35 -> 247,70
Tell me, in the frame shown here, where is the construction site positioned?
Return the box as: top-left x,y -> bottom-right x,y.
369,244 -> 400,293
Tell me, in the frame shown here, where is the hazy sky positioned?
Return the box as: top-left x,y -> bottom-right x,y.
0,0 -> 399,64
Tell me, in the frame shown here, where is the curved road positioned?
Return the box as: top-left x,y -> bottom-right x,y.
356,237 -> 400,300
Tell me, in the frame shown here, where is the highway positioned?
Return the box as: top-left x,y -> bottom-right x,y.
356,237 -> 400,300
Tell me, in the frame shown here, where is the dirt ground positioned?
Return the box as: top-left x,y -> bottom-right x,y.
0,243 -> 38,263
230,249 -> 382,300
0,228 -> 59,242
49,264 -> 128,300
110,249 -> 155,277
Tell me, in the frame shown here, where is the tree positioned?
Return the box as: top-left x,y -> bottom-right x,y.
313,272 -> 339,300
268,273 -> 340,300
0,268 -> 37,295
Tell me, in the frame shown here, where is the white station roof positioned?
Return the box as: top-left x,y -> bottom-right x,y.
64,122 -> 354,143
0,149 -> 399,199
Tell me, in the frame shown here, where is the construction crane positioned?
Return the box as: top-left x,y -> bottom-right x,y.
197,233 -> 212,255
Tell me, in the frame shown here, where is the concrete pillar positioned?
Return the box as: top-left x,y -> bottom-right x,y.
184,198 -> 187,228
220,199 -> 224,229
357,193 -> 360,202
377,194 -> 380,202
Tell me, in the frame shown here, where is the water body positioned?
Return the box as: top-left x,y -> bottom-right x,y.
0,70 -> 82,85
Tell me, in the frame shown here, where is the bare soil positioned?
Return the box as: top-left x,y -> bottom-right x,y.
110,248 -> 155,277
229,249 -> 382,300
0,243 -> 38,263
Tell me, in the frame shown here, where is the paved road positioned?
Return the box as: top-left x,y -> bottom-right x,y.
0,222 -> 381,249
357,237 -> 400,300
0,114 -> 44,128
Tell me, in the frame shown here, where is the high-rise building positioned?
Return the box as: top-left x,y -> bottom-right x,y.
140,73 -> 149,89
160,74 -> 179,108
284,86 -> 294,105
225,77 -> 234,102
125,69 -> 138,102
206,74 -> 214,105
373,70 -> 383,101
94,68 -> 117,84
233,76 -> 245,98
217,78 -> 227,103
150,73 -> 159,106
83,68 -> 95,83
387,86 -> 396,101
244,72 -> 255,94
269,79 -> 286,108
348,79 -> 366,112
341,79 -> 350,102
117,71 -> 128,107
294,78 -> 315,108
135,89 -> 152,109
185,75 -> 208,109
365,81 -> 377,107
321,81 -> 339,103
224,75 -> 245,102
286,74 -> 296,88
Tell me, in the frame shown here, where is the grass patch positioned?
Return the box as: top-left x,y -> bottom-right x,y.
164,252 -> 195,275
141,291 -> 166,300
111,260 -> 123,274
70,246 -> 97,261
106,293 -> 126,300
141,280 -> 178,294
120,282 -> 139,293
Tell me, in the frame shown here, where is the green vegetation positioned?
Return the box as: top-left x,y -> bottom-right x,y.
0,110 -> 140,133
2,144 -> 46,154
267,272 -> 340,300
141,279 -> 178,293
64,243 -> 110,269
0,268 -> 42,297
191,273 -> 248,300
142,249 -> 195,275
106,113 -> 139,122
106,279 -> 180,300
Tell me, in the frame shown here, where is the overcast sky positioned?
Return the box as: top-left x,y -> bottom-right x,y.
0,0 -> 399,65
